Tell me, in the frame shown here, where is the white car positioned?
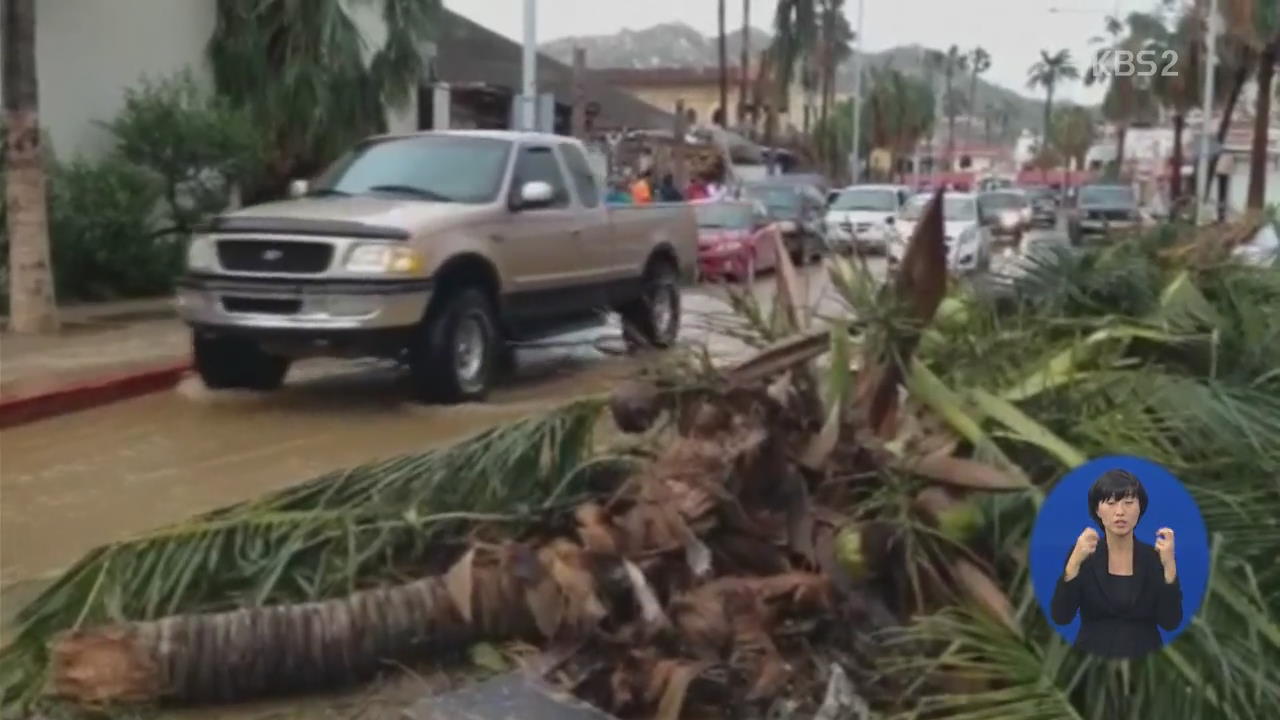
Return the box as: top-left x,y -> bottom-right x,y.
824,184 -> 912,253
890,193 -> 992,274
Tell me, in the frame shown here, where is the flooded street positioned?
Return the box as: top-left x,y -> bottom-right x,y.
0,268 -> 855,598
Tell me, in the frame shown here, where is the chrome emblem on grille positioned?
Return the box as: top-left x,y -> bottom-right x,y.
262,249 -> 284,261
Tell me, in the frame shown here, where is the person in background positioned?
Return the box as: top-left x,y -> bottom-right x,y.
705,173 -> 726,200
630,170 -> 653,205
686,175 -> 709,201
656,173 -> 684,202
605,177 -> 632,204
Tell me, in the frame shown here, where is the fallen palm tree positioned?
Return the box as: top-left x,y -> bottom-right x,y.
4,203 -> 1279,719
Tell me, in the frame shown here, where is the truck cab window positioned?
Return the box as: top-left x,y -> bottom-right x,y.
559,144 -> 601,208
513,146 -> 570,208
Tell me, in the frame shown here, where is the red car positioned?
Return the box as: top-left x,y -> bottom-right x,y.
694,200 -> 780,283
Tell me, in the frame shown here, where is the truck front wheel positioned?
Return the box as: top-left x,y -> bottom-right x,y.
620,261 -> 680,350
193,334 -> 290,391
410,287 -> 499,403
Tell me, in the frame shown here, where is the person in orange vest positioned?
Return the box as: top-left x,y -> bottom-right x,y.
630,170 -> 653,204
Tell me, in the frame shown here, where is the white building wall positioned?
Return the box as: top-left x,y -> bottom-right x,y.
0,0 -> 415,162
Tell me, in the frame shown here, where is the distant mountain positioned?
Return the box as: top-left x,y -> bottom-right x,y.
541,22 -> 772,71
541,24 -> 1045,139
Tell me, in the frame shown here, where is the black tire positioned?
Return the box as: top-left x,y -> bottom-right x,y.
409,288 -> 500,403
193,334 -> 290,391
620,260 -> 681,351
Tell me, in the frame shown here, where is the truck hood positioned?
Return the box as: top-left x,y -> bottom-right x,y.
216,196 -> 494,237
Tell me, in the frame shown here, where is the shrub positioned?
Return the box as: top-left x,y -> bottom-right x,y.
47,158 -> 180,302
103,70 -> 260,233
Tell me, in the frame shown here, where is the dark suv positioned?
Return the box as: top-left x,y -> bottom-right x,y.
742,180 -> 828,264
1068,184 -> 1140,244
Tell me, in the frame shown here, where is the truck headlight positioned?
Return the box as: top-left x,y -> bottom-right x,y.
186,235 -> 216,272
999,211 -> 1019,228
345,244 -> 424,274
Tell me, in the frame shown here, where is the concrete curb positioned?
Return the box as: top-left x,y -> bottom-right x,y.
0,359 -> 191,429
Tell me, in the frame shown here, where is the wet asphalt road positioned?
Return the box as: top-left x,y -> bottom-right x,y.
0,217 -> 1068,602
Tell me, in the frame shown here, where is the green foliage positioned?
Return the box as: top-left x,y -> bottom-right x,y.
0,399 -> 612,709
206,0 -> 440,199
103,70 -> 260,233
47,158 -> 179,302
1050,105 -> 1097,169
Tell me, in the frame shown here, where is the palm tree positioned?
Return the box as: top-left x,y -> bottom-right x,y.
719,0 -> 729,127
943,44 -> 969,171
2,0 -> 59,333
739,0 -> 751,127
816,0 -> 853,128
206,0 -> 439,202
772,0 -> 819,136
1026,49 -> 1081,153
1086,14 -> 1159,179
967,46 -> 992,142
1222,0 -> 1280,210
1051,104 -> 1097,170
999,98 -> 1017,139
1147,9 -> 1203,202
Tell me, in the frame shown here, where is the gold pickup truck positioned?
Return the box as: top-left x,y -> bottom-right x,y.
177,130 -> 697,402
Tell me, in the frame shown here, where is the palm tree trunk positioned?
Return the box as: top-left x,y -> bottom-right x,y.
739,0 -> 751,126
1116,124 -> 1128,175
1204,62 -> 1250,200
718,0 -> 729,127
1246,41 -> 1277,210
945,75 -> 955,172
3,0 -> 59,333
1170,114 -> 1185,200
1043,85 -> 1054,152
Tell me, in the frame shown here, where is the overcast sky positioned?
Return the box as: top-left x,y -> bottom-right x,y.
447,0 -> 1146,105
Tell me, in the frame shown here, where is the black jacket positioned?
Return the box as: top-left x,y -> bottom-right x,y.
1050,536 -> 1182,659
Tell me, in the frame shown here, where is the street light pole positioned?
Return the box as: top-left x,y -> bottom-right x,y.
521,0 -> 537,131
1193,0 -> 1218,225
848,0 -> 865,185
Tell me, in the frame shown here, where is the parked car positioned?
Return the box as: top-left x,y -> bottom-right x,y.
1022,186 -> 1060,228
177,130 -> 697,402
741,181 -> 828,264
891,193 -> 992,274
824,184 -> 912,254
1067,184 -> 1142,244
694,200 -> 779,283
978,190 -> 1032,244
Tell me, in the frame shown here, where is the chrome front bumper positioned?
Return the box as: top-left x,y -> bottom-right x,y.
176,275 -> 432,332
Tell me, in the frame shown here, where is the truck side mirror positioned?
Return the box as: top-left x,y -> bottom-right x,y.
288,179 -> 310,198
514,181 -> 555,210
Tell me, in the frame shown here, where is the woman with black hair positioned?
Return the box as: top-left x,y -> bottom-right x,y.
1050,468 -> 1182,659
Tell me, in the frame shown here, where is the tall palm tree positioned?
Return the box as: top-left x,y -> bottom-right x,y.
1026,49 -> 1081,152
1147,9 -> 1203,201
207,0 -> 439,202
1086,14 -> 1158,178
967,46 -> 991,142
1221,0 -> 1280,210
739,0 -> 751,127
942,44 -> 969,171
719,0 -> 729,127
772,0 -> 819,136
816,0 -> 852,128
2,0 -> 59,333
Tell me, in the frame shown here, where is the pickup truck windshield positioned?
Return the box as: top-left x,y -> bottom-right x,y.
831,189 -> 896,212
980,193 -> 1028,210
314,136 -> 512,204
696,203 -> 753,229
902,196 -> 977,221
1079,186 -> 1135,206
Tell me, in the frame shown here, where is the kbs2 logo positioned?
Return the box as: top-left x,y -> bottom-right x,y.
1090,49 -> 1179,79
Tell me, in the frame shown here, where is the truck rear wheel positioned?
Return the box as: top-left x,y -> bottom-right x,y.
620,260 -> 680,350
193,334 -> 290,391
410,287 -> 499,403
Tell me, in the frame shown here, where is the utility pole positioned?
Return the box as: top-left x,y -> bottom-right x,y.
849,0 -> 865,184
1193,0 -> 1218,225
521,0 -> 537,130
571,47 -> 587,139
